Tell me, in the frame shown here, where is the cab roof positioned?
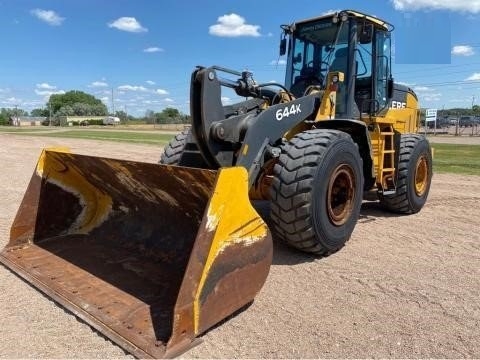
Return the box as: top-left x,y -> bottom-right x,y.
293,10 -> 394,32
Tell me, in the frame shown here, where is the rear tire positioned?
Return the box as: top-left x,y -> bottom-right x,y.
159,129 -> 189,165
270,129 -> 364,255
379,134 -> 432,214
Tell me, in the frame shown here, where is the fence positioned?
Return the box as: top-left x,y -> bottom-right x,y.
420,124 -> 480,136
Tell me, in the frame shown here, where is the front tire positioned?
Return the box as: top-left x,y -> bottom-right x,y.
269,129 -> 364,255
379,134 -> 432,214
159,129 -> 189,165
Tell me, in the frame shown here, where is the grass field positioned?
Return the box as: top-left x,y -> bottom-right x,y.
0,126 -> 55,132
432,143 -> 480,176
1,128 -> 174,145
35,130 -> 174,145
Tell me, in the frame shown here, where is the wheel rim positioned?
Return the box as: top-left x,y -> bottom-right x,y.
414,155 -> 429,196
327,164 -> 356,226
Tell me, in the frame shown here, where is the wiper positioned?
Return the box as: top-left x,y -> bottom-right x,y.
323,21 -> 346,81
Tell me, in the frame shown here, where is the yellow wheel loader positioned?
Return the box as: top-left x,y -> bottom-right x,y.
0,10 -> 432,358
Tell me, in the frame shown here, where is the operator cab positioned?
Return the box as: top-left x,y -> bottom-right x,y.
280,10 -> 394,119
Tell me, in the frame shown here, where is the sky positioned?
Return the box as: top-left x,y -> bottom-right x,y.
1,0 -> 480,116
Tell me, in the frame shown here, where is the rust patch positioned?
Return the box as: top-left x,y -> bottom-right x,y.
197,231 -> 272,334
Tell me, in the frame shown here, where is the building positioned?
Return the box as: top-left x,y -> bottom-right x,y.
54,115 -> 105,126
9,116 -> 46,126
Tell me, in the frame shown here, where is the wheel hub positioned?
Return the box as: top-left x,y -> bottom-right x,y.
414,155 -> 429,196
327,164 -> 356,226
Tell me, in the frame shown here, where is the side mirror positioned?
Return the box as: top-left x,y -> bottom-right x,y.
387,77 -> 394,99
359,24 -> 373,44
279,38 -> 287,56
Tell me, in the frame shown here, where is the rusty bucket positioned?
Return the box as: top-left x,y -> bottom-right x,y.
0,149 -> 272,358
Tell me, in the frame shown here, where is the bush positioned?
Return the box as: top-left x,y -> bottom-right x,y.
87,119 -> 104,126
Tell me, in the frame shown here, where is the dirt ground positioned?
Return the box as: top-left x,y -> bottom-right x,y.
0,133 -> 479,358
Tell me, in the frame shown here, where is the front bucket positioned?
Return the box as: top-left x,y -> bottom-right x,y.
0,149 -> 272,358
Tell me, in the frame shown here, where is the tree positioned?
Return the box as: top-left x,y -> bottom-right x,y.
57,105 -> 74,116
0,108 -> 10,125
91,103 -> 108,116
0,107 -> 27,125
154,107 -> 186,124
162,107 -> 180,118
145,109 -> 155,124
48,90 -> 107,115
114,110 -> 128,122
30,108 -> 49,117
72,102 -> 91,116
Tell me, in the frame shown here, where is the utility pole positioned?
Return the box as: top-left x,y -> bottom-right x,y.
455,110 -> 459,136
49,103 -> 52,126
111,88 -> 115,116
472,96 -> 476,136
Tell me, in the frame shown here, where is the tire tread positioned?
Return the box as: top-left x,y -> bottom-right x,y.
270,129 -> 362,255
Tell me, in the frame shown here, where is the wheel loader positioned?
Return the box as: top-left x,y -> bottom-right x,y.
0,10 -> 432,359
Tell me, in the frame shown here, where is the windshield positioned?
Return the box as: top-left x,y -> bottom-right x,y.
286,18 -> 350,92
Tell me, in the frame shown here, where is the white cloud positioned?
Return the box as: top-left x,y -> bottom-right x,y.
466,73 -> 480,81
270,59 -> 287,65
452,45 -> 474,56
413,86 -> 432,92
163,98 -> 174,102
146,80 -> 155,85
209,13 -> 261,37
391,0 -> 480,12
118,85 -> 148,92
100,96 -> 109,102
0,88 -> 10,93
88,81 -> 108,88
397,81 -> 415,87
36,83 -> 56,90
21,100 -> 44,107
412,85 -> 441,101
30,9 -> 65,26
34,83 -> 64,96
422,93 -> 442,101
34,89 -> 65,96
4,97 -> 21,104
143,47 -> 163,53
108,17 -> 147,33
449,98 -> 469,103
156,88 -> 169,95
221,96 -> 232,104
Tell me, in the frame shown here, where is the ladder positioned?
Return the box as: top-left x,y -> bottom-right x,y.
376,124 -> 396,195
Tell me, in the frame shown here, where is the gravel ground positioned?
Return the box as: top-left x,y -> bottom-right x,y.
426,134 -> 480,145
0,133 -> 479,358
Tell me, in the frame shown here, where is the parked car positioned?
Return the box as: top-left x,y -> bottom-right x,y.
458,116 -> 479,127
103,116 -> 121,125
426,117 -> 449,129
448,117 -> 458,125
